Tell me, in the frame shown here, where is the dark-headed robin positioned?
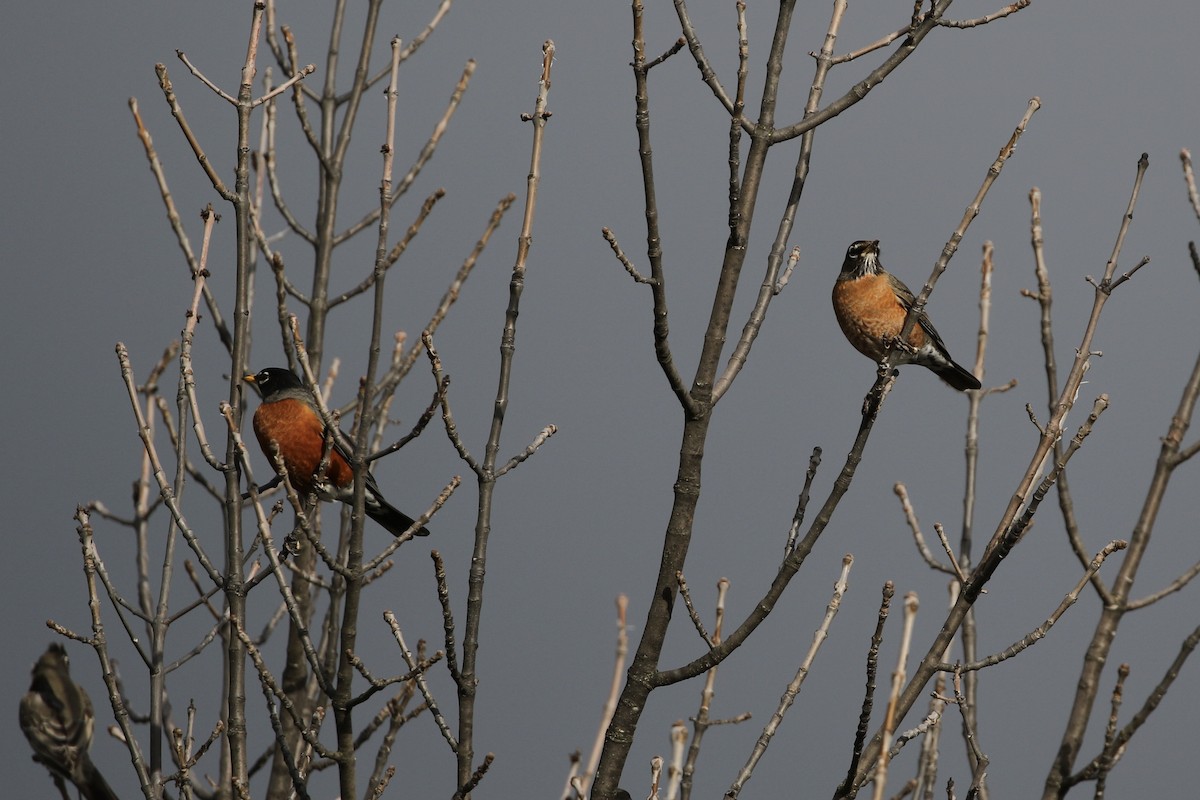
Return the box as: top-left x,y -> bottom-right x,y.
244,367 -> 430,537
832,240 -> 981,391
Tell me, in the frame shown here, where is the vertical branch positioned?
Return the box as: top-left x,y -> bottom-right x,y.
872,593 -> 919,800
305,0 -> 385,373
914,584 -> 960,800
76,509 -> 155,797
140,355 -> 167,786
835,582 -> 893,800
630,0 -> 694,409
1027,188 -> 1059,397
455,40 -> 555,796
574,596 -> 631,800
958,244 -> 993,798
1180,149 -> 1200,222
222,4 -> 268,794
1093,663 -> 1129,797
962,242 -> 994,559
681,578 -> 730,800
331,36 -> 406,800
144,208 -> 218,785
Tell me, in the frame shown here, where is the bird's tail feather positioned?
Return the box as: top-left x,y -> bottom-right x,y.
365,494 -> 431,537
79,758 -> 121,800
932,360 -> 981,392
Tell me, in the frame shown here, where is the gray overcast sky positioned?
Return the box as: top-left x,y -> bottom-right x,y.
4,1 -> 1200,797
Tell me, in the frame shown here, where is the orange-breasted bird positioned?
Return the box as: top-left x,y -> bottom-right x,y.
832,240 -> 981,391
244,367 -> 430,537
19,644 -> 120,800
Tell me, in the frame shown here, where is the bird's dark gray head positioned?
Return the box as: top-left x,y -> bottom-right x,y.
244,367 -> 304,400
841,239 -> 881,278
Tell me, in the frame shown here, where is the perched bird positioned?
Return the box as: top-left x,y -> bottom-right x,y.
19,643 -> 120,800
244,367 -> 430,537
832,240 -> 981,391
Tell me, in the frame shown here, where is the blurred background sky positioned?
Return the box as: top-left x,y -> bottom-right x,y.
3,1 -> 1200,797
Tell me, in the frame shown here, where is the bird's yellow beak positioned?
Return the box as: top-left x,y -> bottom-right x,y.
243,374 -> 257,384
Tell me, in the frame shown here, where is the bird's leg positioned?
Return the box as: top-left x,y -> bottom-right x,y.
881,334 -> 918,357
316,424 -> 338,488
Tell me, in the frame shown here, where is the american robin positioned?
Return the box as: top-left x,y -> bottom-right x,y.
832,240 -> 981,391
19,644 -> 120,800
244,367 -> 430,537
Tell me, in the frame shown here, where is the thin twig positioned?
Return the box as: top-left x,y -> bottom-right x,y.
253,63 -> 316,107
380,194 -> 515,390
577,596 -> 630,799
127,99 -> 232,350
175,49 -> 238,103
1094,663 -> 1130,796
836,582 -> 894,800
681,579 -> 732,800
383,612 -> 455,750
603,227 -> 656,285
785,447 -> 823,555
894,484 -> 954,576
874,593 -> 920,800
727,558 -> 851,798
951,670 -> 989,797
938,541 -> 1126,672
933,524 -> 969,587
339,60 -> 475,243
1180,149 -> 1200,222
936,0 -> 1031,28
889,99 -> 1041,375
154,64 -> 234,201
677,572 -> 713,645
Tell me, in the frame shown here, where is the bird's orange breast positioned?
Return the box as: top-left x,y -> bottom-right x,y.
252,397 -> 353,493
832,274 -> 927,360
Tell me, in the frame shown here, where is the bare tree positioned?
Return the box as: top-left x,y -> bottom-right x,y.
580,2 -> 1200,799
1036,155 -> 1200,798
590,1 -> 1040,794
45,3 -> 555,799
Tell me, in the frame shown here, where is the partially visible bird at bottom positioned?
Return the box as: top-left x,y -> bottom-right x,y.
832,239 -> 981,391
244,367 -> 430,537
19,643 -> 120,800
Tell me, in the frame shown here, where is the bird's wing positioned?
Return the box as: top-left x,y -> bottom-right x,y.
886,273 -> 952,354
324,414 -> 387,498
